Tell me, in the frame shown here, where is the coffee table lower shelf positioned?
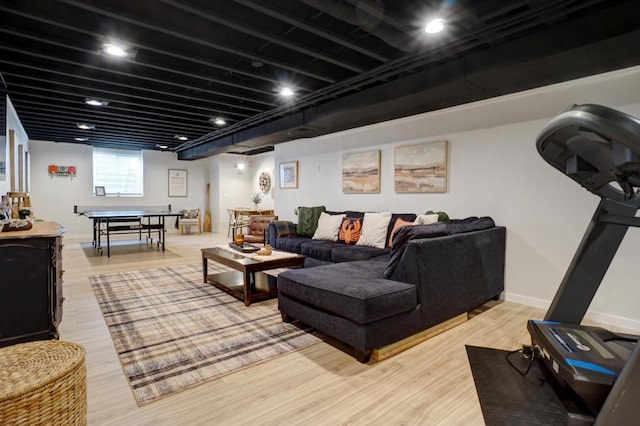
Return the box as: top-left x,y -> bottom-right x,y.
201,247 -> 306,306
206,271 -> 278,305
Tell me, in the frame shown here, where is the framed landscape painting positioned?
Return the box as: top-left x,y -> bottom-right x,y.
394,141 -> 448,193
342,150 -> 380,193
279,161 -> 298,189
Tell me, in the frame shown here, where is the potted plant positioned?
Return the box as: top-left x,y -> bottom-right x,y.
251,192 -> 263,209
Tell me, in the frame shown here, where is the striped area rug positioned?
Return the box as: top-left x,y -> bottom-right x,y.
90,264 -> 320,406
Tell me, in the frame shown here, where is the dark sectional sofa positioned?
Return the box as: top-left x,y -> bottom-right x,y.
269,214 -> 506,363
268,211 -> 416,267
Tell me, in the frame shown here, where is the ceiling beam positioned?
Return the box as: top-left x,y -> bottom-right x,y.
179,2 -> 640,158
58,0 -> 338,83
15,112 -> 191,140
9,82 -> 228,123
0,31 -> 276,107
232,0 -> 388,63
342,0 -> 411,33
1,70 -> 259,118
26,127 -> 167,148
9,91 -> 218,131
25,122 -> 173,141
0,60 -> 262,114
10,96 -> 217,132
0,4 -> 302,91
160,0 -> 365,73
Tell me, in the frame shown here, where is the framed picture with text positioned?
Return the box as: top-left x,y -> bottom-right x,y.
168,169 -> 188,197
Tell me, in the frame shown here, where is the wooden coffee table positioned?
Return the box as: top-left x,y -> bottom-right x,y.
201,246 -> 305,306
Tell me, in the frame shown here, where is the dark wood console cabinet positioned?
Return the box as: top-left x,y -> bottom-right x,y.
0,222 -> 64,347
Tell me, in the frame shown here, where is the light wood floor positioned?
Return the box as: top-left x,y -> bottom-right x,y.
60,231 -> 545,425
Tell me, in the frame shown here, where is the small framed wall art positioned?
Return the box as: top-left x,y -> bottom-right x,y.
394,140 -> 448,193
279,161 -> 298,189
168,169 -> 188,197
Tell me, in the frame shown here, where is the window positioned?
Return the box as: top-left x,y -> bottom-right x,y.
93,147 -> 143,196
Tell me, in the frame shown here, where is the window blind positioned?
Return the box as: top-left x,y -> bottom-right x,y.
93,147 -> 143,196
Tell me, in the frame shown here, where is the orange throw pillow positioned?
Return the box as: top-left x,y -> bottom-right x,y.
338,217 -> 363,245
388,218 -> 414,248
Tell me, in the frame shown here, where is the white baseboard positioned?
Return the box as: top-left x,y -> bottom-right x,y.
504,292 -> 640,332
585,311 -> 640,333
503,292 -> 550,310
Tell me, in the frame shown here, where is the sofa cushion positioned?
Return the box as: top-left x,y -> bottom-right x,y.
312,212 -> 345,241
414,214 -> 439,225
297,206 -> 326,237
357,212 -> 392,248
278,260 -> 417,325
387,217 -> 414,248
384,217 -> 496,278
331,245 -> 390,263
300,240 -> 337,262
338,217 -> 363,245
274,235 -> 310,254
385,213 -> 417,244
344,211 -> 365,218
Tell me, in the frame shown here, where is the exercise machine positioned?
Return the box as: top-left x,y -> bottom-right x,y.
528,104 -> 640,425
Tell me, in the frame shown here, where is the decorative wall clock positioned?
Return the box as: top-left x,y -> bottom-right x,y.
259,172 -> 271,193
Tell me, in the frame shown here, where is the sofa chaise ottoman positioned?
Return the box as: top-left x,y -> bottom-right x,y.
277,218 -> 506,362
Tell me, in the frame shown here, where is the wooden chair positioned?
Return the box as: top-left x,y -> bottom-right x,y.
235,215 -> 278,244
228,207 -> 258,237
178,208 -> 201,234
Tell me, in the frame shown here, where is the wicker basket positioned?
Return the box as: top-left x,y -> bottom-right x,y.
0,340 -> 87,426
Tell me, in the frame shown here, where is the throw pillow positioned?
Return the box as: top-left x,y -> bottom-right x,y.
356,212 -> 392,249
338,217 -> 363,245
182,209 -> 199,219
312,212 -> 345,241
271,220 -> 297,238
297,206 -> 326,237
414,214 -> 439,225
387,217 -> 414,248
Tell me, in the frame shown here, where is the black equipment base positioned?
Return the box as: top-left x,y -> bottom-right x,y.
466,345 -> 594,425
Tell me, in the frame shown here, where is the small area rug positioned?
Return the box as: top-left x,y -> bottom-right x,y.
466,345 -> 569,425
90,264 -> 320,406
81,241 -> 182,265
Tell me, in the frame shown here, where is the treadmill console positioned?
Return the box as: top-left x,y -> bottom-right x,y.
528,320 -> 635,413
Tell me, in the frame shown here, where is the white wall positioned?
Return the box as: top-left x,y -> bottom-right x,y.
274,65 -> 640,331
208,152 -> 276,233
0,97 -> 29,195
28,140 -> 208,236
250,152 -> 276,211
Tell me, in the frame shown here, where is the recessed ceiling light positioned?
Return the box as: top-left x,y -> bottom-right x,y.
174,135 -> 188,141
76,123 -> 95,130
213,117 -> 226,126
280,86 -> 294,97
74,137 -> 89,142
103,43 -> 128,57
85,98 -> 109,106
425,18 -> 445,34
156,144 -> 169,149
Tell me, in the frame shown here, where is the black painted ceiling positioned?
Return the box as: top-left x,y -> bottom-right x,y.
1,0 -> 639,160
